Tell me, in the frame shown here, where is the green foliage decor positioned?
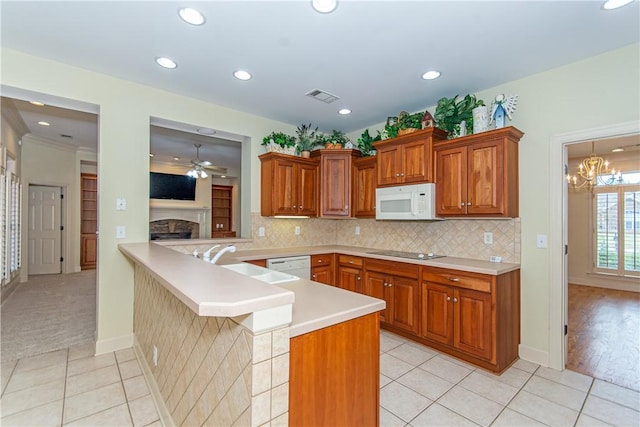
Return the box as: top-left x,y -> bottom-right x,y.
328,129 -> 350,145
262,131 -> 296,148
296,123 -> 319,152
357,129 -> 381,156
434,94 -> 484,138
398,111 -> 424,130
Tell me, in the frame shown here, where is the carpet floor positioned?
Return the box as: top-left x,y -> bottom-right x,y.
1,271 -> 96,362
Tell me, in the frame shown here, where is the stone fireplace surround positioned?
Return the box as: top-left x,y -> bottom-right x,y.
149,207 -> 208,239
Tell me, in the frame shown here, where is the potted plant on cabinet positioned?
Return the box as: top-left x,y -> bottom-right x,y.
397,111 -> 424,135
357,129 -> 381,156
262,131 -> 297,155
434,94 -> 484,138
326,129 -> 350,149
295,123 -> 319,158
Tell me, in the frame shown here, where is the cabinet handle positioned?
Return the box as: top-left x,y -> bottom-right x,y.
461,202 -> 466,207
396,173 -> 400,177
357,276 -> 361,280
299,205 -> 303,209
388,283 -> 393,287
447,296 -> 451,301
293,205 -> 297,209
453,298 -> 458,303
312,274 -> 316,279
466,202 -> 471,206
448,277 -> 460,282
400,173 -> 405,177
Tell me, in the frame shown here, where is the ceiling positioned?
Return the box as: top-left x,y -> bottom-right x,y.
2,1 -> 638,171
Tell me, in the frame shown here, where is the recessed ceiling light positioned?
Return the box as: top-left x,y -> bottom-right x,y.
602,0 -> 634,10
178,7 -> 205,25
612,147 -> 625,152
233,70 -> 252,81
37,121 -> 50,126
220,175 -> 227,179
173,156 -> 180,161
30,101 -> 45,106
338,108 -> 351,115
312,0 -> 338,13
422,70 -> 441,80
156,57 -> 177,69
197,128 -> 216,135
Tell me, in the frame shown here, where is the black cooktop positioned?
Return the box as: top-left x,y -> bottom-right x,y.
368,250 -> 446,261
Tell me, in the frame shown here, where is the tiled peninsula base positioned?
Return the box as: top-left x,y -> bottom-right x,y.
133,265 -> 289,426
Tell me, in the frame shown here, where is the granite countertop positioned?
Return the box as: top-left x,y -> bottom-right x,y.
233,245 -> 520,275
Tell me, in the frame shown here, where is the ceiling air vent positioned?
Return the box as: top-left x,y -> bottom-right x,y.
60,134 -> 73,139
305,88 -> 340,104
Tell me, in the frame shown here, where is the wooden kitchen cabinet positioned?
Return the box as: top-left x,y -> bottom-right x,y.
363,259 -> 419,334
352,156 -> 377,217
420,266 -> 520,372
336,255 -> 363,293
373,127 -> 447,187
311,149 -> 361,217
311,253 -> 334,285
211,185 -> 235,238
259,152 -> 318,217
434,126 -> 523,217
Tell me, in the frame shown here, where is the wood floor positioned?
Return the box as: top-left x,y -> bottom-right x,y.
567,283 -> 640,391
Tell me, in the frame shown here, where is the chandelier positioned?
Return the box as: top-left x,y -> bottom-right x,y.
566,141 -> 622,190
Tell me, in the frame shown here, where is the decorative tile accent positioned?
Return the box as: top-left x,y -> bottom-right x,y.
133,265 -> 289,426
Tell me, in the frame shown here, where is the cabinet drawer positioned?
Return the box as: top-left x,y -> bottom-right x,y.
422,268 -> 491,293
338,255 -> 363,267
312,253 -> 333,266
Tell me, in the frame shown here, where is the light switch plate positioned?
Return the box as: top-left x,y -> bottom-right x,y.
294,226 -> 301,235
536,234 -> 548,248
258,226 -> 265,237
116,226 -> 126,239
355,226 -> 361,235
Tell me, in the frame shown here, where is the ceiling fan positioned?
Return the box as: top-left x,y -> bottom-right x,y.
186,144 -> 227,178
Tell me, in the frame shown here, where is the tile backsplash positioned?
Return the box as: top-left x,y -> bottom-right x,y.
169,213 -> 520,264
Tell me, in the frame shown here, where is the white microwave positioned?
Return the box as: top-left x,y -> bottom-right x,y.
375,183 -> 441,220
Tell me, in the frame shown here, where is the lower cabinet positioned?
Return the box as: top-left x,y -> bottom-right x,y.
363,259 -> 419,334
311,253 -> 334,285
336,255 -> 363,293
420,266 -> 520,372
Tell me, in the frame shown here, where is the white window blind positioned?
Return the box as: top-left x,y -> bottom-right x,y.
594,185 -> 640,277
0,171 -> 21,285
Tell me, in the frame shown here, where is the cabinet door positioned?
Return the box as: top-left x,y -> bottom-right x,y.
337,266 -> 362,293
272,159 -> 297,215
81,234 -> 97,270
389,276 -> 419,334
376,145 -> 401,186
297,162 -> 318,216
363,271 -> 390,324
421,282 -> 453,345
320,153 -> 351,216
435,146 -> 467,216
401,140 -> 430,183
467,141 -> 504,215
454,288 -> 492,360
353,157 -> 376,217
312,265 -> 332,285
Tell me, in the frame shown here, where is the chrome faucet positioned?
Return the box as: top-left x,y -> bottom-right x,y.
202,245 -> 221,262
210,245 -> 237,264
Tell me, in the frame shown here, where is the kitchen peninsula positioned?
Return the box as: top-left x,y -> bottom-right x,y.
119,242 -> 385,427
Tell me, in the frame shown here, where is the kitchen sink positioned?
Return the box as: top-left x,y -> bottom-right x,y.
220,263 -> 300,284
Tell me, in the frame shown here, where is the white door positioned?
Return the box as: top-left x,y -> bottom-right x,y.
28,185 -> 62,275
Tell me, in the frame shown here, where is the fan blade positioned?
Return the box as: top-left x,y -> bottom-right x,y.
203,165 -> 227,174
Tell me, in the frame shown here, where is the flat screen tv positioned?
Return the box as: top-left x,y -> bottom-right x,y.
150,172 -> 197,200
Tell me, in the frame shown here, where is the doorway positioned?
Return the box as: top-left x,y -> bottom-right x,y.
28,185 -> 62,275
549,120 -> 640,375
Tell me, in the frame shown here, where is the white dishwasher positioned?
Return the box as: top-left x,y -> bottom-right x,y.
266,256 -> 311,280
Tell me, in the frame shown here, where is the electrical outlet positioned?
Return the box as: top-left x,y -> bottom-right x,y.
483,232 -> 493,244
116,198 -> 126,211
152,345 -> 158,366
355,226 -> 361,235
116,226 -> 126,239
295,226 -> 300,235
258,226 -> 265,237
490,256 -> 502,263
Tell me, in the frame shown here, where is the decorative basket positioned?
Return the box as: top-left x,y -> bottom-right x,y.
397,128 -> 419,136
324,143 -> 343,149
265,142 -> 297,156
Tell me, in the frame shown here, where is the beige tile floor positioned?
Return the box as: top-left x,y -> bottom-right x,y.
2,331 -> 639,426
379,331 -> 640,427
1,343 -> 161,426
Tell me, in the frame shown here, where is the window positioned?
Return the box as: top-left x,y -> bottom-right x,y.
594,184 -> 640,276
0,169 -> 22,285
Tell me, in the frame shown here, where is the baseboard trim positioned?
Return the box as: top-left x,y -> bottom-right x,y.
569,276 -> 639,293
95,333 -> 134,355
519,344 -> 549,368
134,337 -> 174,427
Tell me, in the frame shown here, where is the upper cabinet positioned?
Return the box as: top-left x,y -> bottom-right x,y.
434,126 -> 523,218
312,149 -> 361,217
373,128 -> 448,187
352,156 -> 377,218
259,152 -> 319,217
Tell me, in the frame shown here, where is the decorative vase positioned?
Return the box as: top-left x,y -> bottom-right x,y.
301,150 -> 311,158
472,105 -> 489,134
